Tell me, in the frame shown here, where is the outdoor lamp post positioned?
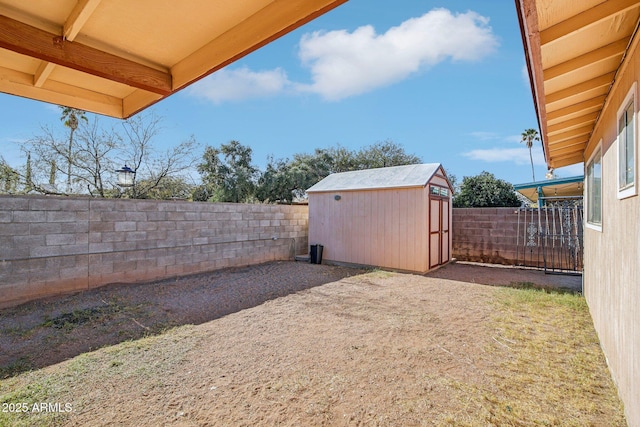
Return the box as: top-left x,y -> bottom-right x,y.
116,165 -> 135,187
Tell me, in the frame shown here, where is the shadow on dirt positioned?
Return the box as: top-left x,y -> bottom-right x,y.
426,261 -> 582,294
0,261 -> 365,379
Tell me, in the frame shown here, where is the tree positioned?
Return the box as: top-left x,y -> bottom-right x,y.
324,145 -> 357,173
197,140 -> 258,203
72,118 -> 118,197
0,157 -> 20,194
256,140 -> 422,203
116,113 -> 199,199
255,157 -> 294,203
60,107 -> 88,193
48,160 -> 57,186
453,171 -> 520,208
354,139 -> 422,169
255,156 -> 311,204
25,152 -> 33,192
136,176 -> 194,200
521,128 -> 539,182
25,115 -> 115,196
21,110 -> 197,198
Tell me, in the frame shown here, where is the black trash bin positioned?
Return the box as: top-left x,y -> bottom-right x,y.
310,244 -> 324,264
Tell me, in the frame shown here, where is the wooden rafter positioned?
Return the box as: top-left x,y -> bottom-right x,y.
546,95 -> 606,120
545,72 -> 614,104
540,0 -> 640,45
518,0 -> 640,168
543,38 -> 629,80
549,151 -> 584,164
34,0 -> 102,89
547,125 -> 593,144
0,14 -> 171,95
547,111 -> 598,134
171,0 -> 348,90
64,0 -> 102,42
33,61 -> 55,87
548,140 -> 587,156
0,0 -> 348,118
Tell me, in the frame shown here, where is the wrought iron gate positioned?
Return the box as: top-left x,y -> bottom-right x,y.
516,197 -> 583,274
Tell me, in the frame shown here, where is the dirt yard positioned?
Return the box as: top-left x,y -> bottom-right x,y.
0,261 -> 625,426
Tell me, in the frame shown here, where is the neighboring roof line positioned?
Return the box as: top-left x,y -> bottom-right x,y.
513,175 -> 584,190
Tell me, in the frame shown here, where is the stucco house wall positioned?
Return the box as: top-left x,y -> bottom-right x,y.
583,33 -> 640,426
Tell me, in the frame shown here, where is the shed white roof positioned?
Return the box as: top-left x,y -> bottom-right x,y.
307,163 -> 443,192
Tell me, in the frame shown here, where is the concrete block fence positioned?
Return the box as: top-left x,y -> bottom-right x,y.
0,195 -> 308,308
452,207 -> 520,265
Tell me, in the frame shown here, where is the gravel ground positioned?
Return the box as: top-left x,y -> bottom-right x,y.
0,261 -> 622,427
1,260 -> 580,379
0,261 -> 365,376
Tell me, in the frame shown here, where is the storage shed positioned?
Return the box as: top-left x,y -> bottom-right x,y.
307,163 -> 453,273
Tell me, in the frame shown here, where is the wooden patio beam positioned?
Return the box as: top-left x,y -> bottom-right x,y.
0,14 -> 171,95
35,0 -> 102,89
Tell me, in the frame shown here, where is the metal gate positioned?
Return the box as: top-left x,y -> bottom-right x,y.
516,197 -> 583,274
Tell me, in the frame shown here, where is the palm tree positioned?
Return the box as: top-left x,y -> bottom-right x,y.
60,107 -> 87,193
521,128 -> 540,182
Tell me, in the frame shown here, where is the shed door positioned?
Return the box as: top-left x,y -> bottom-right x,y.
441,199 -> 450,262
429,186 -> 450,269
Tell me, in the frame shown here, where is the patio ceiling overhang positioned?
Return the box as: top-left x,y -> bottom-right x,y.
514,175 -> 584,203
516,0 -> 640,169
0,0 -> 347,119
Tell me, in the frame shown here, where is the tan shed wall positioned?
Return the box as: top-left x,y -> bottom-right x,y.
429,175 -> 449,188
308,186 -> 431,273
584,36 -> 640,427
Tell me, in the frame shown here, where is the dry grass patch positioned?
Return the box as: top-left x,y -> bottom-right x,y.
481,285 -> 626,426
0,267 -> 626,426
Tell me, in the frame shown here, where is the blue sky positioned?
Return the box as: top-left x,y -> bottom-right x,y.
0,0 -> 583,186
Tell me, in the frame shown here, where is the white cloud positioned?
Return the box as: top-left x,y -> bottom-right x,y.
188,67 -> 290,104
296,9 -> 498,100
463,147 -> 546,166
188,9 -> 498,103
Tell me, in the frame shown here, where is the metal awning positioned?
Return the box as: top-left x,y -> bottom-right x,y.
517,0 -> 640,168
514,175 -> 584,204
0,0 -> 346,118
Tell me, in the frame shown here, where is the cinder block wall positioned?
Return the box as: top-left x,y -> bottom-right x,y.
452,207 -> 520,265
0,195 -> 308,308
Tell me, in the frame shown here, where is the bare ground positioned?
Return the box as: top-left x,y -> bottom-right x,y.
0,261 -> 625,426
